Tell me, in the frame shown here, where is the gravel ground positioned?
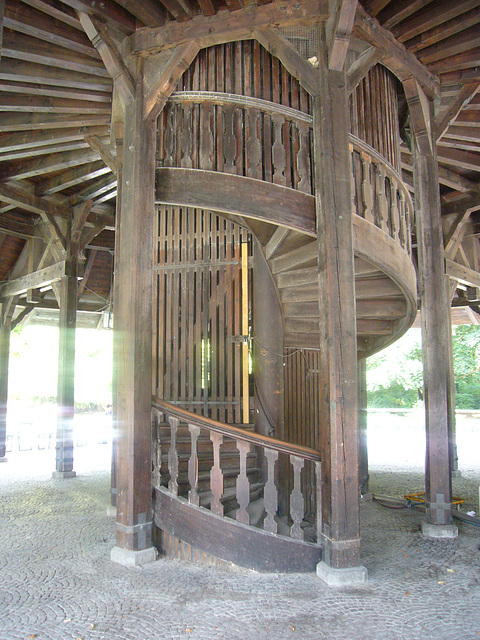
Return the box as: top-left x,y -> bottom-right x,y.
0,413 -> 479,640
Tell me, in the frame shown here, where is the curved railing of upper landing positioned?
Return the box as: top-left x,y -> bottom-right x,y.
156,91 -> 418,353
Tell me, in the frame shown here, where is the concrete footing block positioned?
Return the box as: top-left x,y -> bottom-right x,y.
52,471 -> 76,479
316,561 -> 368,587
110,546 -> 157,567
106,505 -> 116,517
421,522 -> 458,539
0,457 -> 8,463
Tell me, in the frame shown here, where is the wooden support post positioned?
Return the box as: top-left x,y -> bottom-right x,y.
314,27 -> 366,585
110,58 -> 157,567
358,358 -> 369,496
0,306 -> 11,460
412,104 -> 458,538
445,297 -> 459,478
53,221 -> 78,479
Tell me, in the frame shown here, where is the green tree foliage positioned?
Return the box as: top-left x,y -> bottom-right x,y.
366,325 -> 480,409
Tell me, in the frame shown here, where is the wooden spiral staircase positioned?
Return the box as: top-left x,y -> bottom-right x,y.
151,88 -> 418,572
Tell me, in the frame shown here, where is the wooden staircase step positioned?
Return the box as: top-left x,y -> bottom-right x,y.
270,241 -> 317,274
265,225 -> 290,259
199,482 -> 264,510
355,277 -> 401,299
276,266 -> 317,288
356,298 -> 406,319
165,466 -> 262,494
357,319 -> 394,335
283,300 -> 319,318
280,284 -> 318,303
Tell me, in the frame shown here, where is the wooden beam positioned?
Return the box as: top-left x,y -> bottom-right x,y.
38,161 -> 111,195
1,32 -> 110,78
113,0 -> 167,26
156,168 -> 316,235
54,0 -> 136,34
403,75 -> 432,155
417,24 -> 480,66
77,248 -> 97,298
78,13 -> 135,104
0,125 -> 109,155
3,3 -> 100,60
353,3 -> 440,98
392,0 -> 479,43
0,261 -> 67,299
326,0 -> 358,71
436,82 -> 480,141
84,134 -> 118,174
0,148 -> 100,182
0,183 -> 67,218
0,112 -> 109,133
443,194 -> 480,217
72,200 -> 93,244
0,213 -> 35,239
253,27 -> 320,96
437,147 -> 480,174
130,0 -> 329,56
144,41 -> 200,121
446,258 -> 480,289
347,46 -> 381,94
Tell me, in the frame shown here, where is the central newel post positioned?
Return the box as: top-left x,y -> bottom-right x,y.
314,27 -> 367,586
111,57 -> 157,567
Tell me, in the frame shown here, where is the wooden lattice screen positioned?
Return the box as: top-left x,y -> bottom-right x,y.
154,206 -> 250,424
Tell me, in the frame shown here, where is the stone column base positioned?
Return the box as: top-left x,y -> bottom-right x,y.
52,470 -> 76,479
316,561 -> 368,587
110,546 -> 157,567
421,522 -> 458,539
106,505 -> 116,517
0,457 -> 8,463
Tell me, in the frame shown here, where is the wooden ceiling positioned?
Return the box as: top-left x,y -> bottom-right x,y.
0,0 -> 480,324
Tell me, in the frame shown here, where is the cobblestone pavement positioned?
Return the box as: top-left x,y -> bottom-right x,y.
1,448 -> 479,640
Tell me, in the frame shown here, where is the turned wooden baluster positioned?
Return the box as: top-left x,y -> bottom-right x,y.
296,121 -> 311,194
163,104 -> 176,168
405,195 -> 413,256
398,190 -> 408,253
236,440 -> 251,525
223,105 -> 237,175
210,431 -> 224,516
188,423 -> 201,506
168,417 -> 180,496
199,102 -> 214,171
246,108 -> 262,180
263,448 -> 278,534
349,143 -> 357,216
272,113 -> 286,186
390,179 -> 400,244
376,165 -> 389,234
180,103 -> 193,168
290,454 -> 305,540
361,151 -> 374,224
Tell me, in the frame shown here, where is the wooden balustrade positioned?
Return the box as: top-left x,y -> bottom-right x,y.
158,92 -> 413,258
151,397 -> 322,545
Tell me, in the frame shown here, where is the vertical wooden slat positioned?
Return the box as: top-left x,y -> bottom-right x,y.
241,242 -> 249,424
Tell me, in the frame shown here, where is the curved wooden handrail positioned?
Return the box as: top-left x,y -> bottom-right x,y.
152,396 -> 321,462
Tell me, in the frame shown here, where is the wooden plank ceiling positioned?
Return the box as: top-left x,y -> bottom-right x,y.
0,0 -> 479,324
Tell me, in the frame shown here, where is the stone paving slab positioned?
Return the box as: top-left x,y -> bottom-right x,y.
0,450 -> 479,640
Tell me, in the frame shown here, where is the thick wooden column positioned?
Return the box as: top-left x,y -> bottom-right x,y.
252,241 -> 284,440
54,230 -> 77,479
110,59 -> 157,566
358,358 -> 369,495
413,119 -> 457,538
0,310 -> 11,460
314,28 -> 366,585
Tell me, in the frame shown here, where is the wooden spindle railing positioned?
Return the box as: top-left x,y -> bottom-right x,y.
159,92 -> 413,260
152,397 -> 321,545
